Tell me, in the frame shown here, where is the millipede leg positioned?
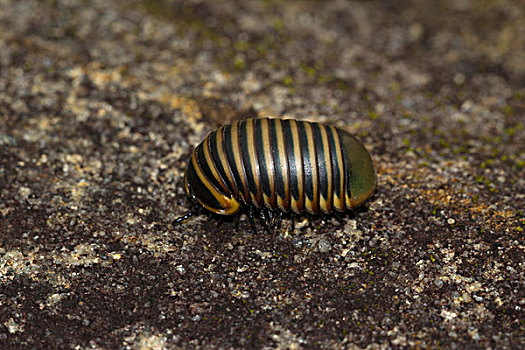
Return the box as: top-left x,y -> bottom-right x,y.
260,209 -> 270,233
267,210 -> 274,228
248,206 -> 257,234
234,214 -> 241,230
334,212 -> 345,226
275,211 -> 283,229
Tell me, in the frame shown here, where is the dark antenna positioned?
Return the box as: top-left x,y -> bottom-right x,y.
172,208 -> 199,225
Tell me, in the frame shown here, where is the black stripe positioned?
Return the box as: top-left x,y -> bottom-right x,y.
240,120 -> 259,204
224,124 -> 247,203
271,120 -> 286,200
283,120 -> 299,201
298,122 -> 314,201
338,129 -> 352,203
195,143 -> 227,197
312,123 -> 328,201
256,119 -> 272,199
208,130 -> 234,195
327,127 -> 342,200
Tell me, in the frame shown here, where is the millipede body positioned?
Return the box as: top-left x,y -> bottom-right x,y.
175,117 -> 376,230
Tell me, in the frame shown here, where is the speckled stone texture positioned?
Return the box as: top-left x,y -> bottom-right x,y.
1,0 -> 524,349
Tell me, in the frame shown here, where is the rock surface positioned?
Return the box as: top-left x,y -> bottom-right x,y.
1,0 -> 524,348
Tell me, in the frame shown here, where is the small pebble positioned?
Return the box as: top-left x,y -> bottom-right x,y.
317,239 -> 331,253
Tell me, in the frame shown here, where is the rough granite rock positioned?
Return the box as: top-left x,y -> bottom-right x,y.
0,0 -> 524,349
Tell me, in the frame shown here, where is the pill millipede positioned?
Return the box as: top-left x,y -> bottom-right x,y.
173,117 -> 376,233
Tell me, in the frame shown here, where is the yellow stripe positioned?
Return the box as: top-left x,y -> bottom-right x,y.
319,124 -> 333,213
231,121 -> 250,204
261,118 -> 275,208
328,125 -> 345,211
203,133 -> 229,195
215,126 -> 238,198
246,119 -> 262,206
274,119 -> 290,212
304,122 -> 319,214
289,119 -> 304,213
